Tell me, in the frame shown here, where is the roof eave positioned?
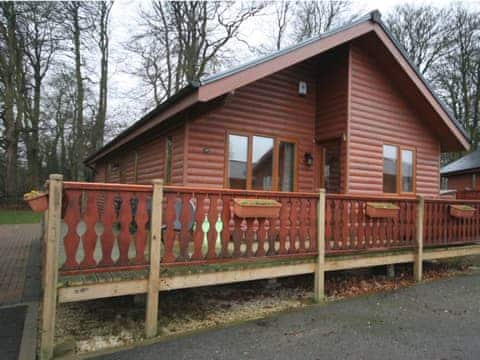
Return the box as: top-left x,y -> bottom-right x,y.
84,84 -> 199,165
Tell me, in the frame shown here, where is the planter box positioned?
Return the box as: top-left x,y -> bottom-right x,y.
450,204 -> 476,219
233,198 -> 281,218
366,202 -> 399,219
24,192 -> 48,212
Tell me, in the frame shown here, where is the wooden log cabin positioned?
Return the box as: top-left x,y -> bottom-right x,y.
85,11 -> 470,197
441,149 -> 480,192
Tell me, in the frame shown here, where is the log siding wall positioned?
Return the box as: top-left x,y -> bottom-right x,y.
185,61 -> 318,192
445,172 -> 479,191
94,124 -> 185,185
347,42 -> 441,197
316,47 -> 348,192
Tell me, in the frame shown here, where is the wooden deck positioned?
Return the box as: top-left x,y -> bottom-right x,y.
38,177 -> 480,359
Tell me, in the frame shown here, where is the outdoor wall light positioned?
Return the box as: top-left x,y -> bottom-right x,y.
304,152 -> 313,167
298,81 -> 307,96
202,147 -> 210,154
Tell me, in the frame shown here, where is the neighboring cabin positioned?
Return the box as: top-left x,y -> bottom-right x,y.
85,11 -> 469,198
441,149 -> 480,192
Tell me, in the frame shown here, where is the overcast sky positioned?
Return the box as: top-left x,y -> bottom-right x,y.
106,0 -> 480,128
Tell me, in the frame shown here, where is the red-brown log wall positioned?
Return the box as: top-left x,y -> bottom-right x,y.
185,60 -> 318,191
93,124 -> 185,185
445,172 -> 477,191
316,47 -> 348,192
347,42 -> 441,197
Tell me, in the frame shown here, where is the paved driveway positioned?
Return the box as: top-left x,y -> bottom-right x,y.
98,271 -> 480,360
0,224 -> 41,305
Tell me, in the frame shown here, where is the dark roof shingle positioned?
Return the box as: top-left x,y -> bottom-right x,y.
441,149 -> 480,175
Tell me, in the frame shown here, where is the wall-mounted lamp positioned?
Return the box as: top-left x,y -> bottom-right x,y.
202,147 -> 210,154
298,81 -> 307,96
304,152 -> 313,167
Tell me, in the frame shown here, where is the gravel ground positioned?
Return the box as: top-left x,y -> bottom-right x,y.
54,259 -> 476,355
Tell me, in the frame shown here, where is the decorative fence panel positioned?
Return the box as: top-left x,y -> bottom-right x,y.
60,182 -> 153,274
58,181 -> 480,275
325,194 -> 417,253
59,183 -> 318,274
161,186 -> 318,265
424,199 -> 480,247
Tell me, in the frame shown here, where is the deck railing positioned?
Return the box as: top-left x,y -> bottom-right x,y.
57,181 -> 480,275
325,194 -> 417,253
162,186 -> 318,265
424,198 -> 480,246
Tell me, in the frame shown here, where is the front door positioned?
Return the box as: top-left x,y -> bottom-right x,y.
317,138 -> 342,193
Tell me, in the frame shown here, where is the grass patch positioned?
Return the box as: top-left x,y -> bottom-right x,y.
0,210 -> 42,224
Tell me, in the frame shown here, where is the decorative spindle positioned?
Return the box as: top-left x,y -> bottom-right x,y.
215,198 -> 223,256
201,197 -> 211,257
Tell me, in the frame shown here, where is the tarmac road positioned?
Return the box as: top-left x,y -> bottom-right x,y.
97,271 -> 480,360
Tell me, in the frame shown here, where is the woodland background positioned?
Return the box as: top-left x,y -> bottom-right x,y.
1,1 -> 479,204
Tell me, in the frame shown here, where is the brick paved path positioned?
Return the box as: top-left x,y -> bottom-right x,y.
0,224 -> 41,305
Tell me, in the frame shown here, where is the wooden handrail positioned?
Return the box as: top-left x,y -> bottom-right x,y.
63,181 -> 152,192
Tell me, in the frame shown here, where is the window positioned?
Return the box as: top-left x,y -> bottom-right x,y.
252,136 -> 274,190
383,144 -> 415,194
165,136 -> 173,184
227,133 -> 296,191
401,149 -> 413,192
441,177 -> 448,190
228,134 -> 248,189
383,145 -> 397,193
278,141 -> 295,191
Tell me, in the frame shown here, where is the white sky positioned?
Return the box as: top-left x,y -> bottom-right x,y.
106,0 -> 480,127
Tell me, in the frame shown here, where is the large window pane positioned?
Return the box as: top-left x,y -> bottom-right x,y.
278,141 -> 295,191
401,149 -> 413,192
383,145 -> 398,193
252,136 -> 274,190
228,134 -> 248,189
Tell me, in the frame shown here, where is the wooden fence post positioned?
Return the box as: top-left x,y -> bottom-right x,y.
39,174 -> 63,360
314,188 -> 326,302
414,195 -> 424,282
145,179 -> 163,338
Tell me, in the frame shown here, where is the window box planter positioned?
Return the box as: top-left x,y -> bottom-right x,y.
23,191 -> 48,212
366,202 -> 399,219
450,204 -> 476,219
233,198 -> 281,218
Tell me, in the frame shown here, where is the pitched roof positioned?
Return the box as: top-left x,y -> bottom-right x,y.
441,149 -> 480,175
85,10 -> 470,165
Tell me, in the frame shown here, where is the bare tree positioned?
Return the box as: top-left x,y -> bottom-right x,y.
19,2 -> 61,188
127,1 -> 262,106
385,4 -> 451,76
93,1 -> 113,150
433,5 -> 480,154
0,2 -> 23,198
274,1 -> 291,51
293,0 -> 357,42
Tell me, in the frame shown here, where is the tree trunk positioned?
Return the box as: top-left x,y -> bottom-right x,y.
73,3 -> 84,180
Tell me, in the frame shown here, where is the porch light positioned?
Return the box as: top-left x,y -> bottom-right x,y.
304,152 -> 313,167
298,81 -> 307,96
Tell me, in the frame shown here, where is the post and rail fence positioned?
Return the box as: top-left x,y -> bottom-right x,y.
38,175 -> 480,359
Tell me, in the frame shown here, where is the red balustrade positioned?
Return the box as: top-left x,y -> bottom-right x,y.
58,181 -> 480,275
61,182 -> 152,274
424,199 -> 480,246
161,186 -> 318,265
59,182 -> 318,274
325,194 -> 417,253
